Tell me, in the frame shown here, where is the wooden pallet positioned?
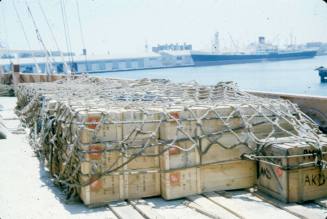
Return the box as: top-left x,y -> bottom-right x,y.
104,188 -> 327,219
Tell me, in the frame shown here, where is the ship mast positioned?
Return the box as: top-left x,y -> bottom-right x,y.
212,32 -> 220,53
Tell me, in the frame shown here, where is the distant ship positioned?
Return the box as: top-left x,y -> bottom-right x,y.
155,35 -> 317,67
190,49 -> 317,66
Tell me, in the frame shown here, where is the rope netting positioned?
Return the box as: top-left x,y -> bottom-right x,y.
0,84 -> 14,96
15,76 -> 327,199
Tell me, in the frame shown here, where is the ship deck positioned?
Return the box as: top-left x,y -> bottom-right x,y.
1,97 -> 327,219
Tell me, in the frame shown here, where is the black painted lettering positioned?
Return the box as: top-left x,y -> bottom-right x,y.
305,175 -> 311,186
260,167 -> 272,180
312,174 -> 318,186
304,173 -> 326,186
318,174 -> 326,186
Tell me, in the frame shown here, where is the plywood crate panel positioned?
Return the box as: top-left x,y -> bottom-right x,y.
159,138 -> 200,200
200,160 -> 256,192
123,171 -> 160,199
79,143 -> 121,175
80,143 -> 160,173
79,171 -> 160,206
161,167 -> 200,200
79,175 -> 121,206
161,160 -> 256,200
160,139 -> 200,170
257,138 -> 327,202
122,108 -> 161,143
200,138 -> 251,165
72,109 -> 123,144
70,107 -> 162,144
123,144 -> 160,170
199,118 -> 294,165
159,106 -> 198,140
79,143 -> 160,206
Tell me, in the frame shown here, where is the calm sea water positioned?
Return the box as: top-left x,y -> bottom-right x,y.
93,55 -> 327,96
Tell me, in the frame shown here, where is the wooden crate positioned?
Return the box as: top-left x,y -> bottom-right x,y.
159,106 -> 197,141
257,138 -> 327,203
122,108 -> 161,144
79,142 -> 160,174
199,117 -> 294,165
160,104 -> 295,141
161,167 -> 201,200
73,109 -> 123,144
200,137 -> 251,165
159,105 -> 246,141
200,160 -> 256,192
79,170 -> 160,206
79,143 -> 121,175
161,160 -> 256,200
79,174 -> 121,206
79,143 -> 161,206
73,108 -> 161,144
160,139 -> 200,170
159,138 -> 200,200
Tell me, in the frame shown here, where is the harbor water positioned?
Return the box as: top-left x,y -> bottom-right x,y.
94,55 -> 327,96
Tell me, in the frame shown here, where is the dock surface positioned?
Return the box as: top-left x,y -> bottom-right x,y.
1,97 -> 327,219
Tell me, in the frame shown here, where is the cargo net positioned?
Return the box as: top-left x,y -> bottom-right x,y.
15,76 -> 327,199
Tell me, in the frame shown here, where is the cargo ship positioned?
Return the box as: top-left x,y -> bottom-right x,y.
155,35 -> 318,66
190,49 -> 317,66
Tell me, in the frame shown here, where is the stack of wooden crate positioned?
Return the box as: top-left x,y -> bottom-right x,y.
71,107 -> 162,206
159,105 -> 258,200
16,78 -> 327,206
67,103 -> 297,205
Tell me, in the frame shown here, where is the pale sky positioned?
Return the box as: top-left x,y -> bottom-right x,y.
1,0 -> 327,55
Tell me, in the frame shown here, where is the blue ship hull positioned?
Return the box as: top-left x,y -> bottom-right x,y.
191,50 -> 317,66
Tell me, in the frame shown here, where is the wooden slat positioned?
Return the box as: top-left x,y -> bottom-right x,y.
186,195 -> 240,219
184,200 -> 221,219
203,191 -> 299,219
142,197 -> 210,219
253,190 -> 327,219
129,199 -> 165,219
108,201 -> 145,219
